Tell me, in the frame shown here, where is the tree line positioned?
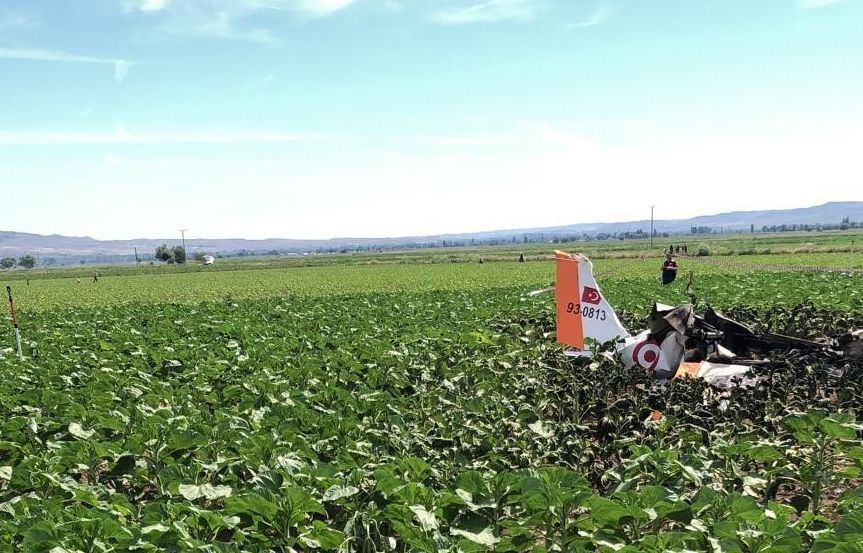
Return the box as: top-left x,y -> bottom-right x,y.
154,244 -> 186,264
0,255 -> 36,269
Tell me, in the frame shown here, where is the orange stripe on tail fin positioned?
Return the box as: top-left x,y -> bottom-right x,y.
555,251 -> 584,349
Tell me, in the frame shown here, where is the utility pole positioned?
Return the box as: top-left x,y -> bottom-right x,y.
179,229 -> 187,251
650,205 -> 655,249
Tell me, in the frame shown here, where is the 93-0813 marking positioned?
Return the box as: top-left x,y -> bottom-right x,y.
566,302 -> 607,321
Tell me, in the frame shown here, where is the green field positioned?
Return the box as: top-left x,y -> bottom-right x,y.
5,250 -> 863,313
2,241 -> 863,551
3,228 -> 862,285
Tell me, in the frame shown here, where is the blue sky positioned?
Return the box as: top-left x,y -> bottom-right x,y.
1,0 -> 861,239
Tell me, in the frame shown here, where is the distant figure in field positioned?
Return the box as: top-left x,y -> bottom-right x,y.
669,244 -> 674,255
478,258 -> 484,264
93,271 -> 99,283
682,244 -> 688,255
662,252 -> 678,285
519,254 -> 525,262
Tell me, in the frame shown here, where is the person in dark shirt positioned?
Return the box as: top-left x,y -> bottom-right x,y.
662,252 -> 678,285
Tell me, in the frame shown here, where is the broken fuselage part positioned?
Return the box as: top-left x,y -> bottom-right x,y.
552,252 -> 859,387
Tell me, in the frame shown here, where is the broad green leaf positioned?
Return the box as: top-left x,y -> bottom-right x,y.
834,511 -> 863,540
178,483 -> 232,501
451,527 -> 499,547
276,453 -> 306,473
24,522 -> 59,549
456,488 -> 474,504
226,493 -> 279,520
730,494 -> 763,523
743,476 -> 767,497
323,485 -> 359,502
588,496 -> 630,527
409,505 -> 438,532
141,524 -> 171,534
528,420 -> 553,438
822,418 -> 859,440
68,422 -> 95,440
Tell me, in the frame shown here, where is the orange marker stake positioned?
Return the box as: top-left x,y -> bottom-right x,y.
555,252 -> 584,349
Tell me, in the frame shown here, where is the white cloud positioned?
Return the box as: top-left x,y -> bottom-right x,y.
290,0 -> 358,16
140,0 -> 168,12
187,0 -> 357,19
114,60 -> 132,82
242,73 -> 276,93
797,0 -> 846,9
0,7 -> 39,29
564,4 -> 612,29
0,48 -> 117,65
0,48 -> 133,82
419,134 -> 517,146
7,123 -> 862,240
156,8 -> 278,43
0,129 -> 329,145
142,0 -> 357,43
433,0 -> 540,25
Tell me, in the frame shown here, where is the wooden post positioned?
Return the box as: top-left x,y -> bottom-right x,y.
6,286 -> 23,360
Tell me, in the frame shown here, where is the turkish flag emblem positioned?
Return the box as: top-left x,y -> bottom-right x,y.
581,286 -> 602,305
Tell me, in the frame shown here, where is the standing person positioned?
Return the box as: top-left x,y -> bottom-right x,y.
661,252 -> 678,285
93,270 -> 99,283
682,244 -> 687,255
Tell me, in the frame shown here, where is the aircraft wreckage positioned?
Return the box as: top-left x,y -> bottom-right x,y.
548,252 -> 862,387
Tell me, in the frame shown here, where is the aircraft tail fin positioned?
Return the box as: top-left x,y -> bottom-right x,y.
555,252 -> 631,350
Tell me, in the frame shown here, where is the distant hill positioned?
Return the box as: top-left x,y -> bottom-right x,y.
0,201 -> 860,265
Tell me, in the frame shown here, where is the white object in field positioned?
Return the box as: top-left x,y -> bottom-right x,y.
527,287 -> 554,297
695,362 -> 755,388
202,255 -> 215,265
14,328 -> 22,360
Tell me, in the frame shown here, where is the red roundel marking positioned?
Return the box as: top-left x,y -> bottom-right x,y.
633,339 -> 661,370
